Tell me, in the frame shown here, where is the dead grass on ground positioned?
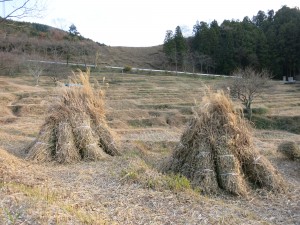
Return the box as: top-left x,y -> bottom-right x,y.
0,74 -> 299,224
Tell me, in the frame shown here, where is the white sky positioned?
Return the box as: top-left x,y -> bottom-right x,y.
11,0 -> 300,47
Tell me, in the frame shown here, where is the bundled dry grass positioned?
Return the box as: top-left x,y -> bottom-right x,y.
167,90 -> 285,195
26,122 -> 56,162
56,121 -> 81,163
26,69 -> 120,163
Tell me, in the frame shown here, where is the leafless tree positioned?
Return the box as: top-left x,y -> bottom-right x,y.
0,0 -> 46,22
0,52 -> 24,75
27,61 -> 44,86
229,67 -> 272,120
94,50 -> 100,68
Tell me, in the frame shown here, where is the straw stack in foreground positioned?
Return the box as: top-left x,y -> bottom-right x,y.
167,90 -> 285,195
26,69 -> 120,163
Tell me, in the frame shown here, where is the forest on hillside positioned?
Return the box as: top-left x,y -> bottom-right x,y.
163,6 -> 300,78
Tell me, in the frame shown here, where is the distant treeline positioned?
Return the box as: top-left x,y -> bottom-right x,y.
163,6 -> 300,78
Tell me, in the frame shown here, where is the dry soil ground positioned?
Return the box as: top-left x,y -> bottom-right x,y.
0,73 -> 299,225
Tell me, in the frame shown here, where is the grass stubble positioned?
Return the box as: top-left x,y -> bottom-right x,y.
0,74 -> 299,224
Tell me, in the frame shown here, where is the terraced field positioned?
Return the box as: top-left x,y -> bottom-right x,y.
105,74 -> 228,140
0,73 -> 299,224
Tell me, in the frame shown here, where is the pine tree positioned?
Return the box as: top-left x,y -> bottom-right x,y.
174,26 -> 188,69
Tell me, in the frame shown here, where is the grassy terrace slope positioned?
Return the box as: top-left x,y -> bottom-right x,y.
0,73 -> 299,224
0,20 -> 166,72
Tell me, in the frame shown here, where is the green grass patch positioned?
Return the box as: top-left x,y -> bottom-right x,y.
252,107 -> 269,115
139,104 -> 171,110
252,115 -> 300,134
120,163 -> 193,193
179,107 -> 194,115
164,174 -> 191,191
243,107 -> 269,116
128,119 -> 155,127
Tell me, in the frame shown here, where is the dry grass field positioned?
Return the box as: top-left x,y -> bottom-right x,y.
97,45 -> 166,69
0,72 -> 299,224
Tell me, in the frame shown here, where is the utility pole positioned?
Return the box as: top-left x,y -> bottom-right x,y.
0,0 -> 12,19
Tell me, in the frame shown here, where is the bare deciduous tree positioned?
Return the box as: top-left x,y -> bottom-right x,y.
0,0 -> 46,21
229,67 -> 272,120
94,50 -> 100,68
27,61 -> 44,86
0,52 -> 24,75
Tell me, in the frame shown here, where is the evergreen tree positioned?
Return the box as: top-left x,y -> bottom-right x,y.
163,30 -> 176,67
162,6 -> 300,77
265,6 -> 300,77
174,26 -> 188,69
69,24 -> 80,36
163,27 -> 188,71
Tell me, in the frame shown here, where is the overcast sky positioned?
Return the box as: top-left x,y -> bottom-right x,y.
10,0 -> 300,47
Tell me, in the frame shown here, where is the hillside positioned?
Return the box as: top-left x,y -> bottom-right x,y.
97,45 -> 166,69
0,19 -> 166,75
0,72 -> 299,224
1,18 -> 300,225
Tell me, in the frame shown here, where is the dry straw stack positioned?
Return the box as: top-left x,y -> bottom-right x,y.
167,90 -> 285,195
26,69 -> 120,163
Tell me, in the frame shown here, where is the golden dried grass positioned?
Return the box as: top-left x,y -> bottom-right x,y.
166,90 -> 285,195
56,121 -> 81,163
0,148 -> 25,183
26,69 -> 120,163
0,93 -> 16,125
26,122 -> 56,162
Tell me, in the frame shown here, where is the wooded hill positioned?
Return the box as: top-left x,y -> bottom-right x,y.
0,19 -> 166,76
1,5 -> 299,78
163,6 -> 300,78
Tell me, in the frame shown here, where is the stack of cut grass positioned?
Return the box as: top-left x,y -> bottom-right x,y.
26,69 -> 120,163
167,90 -> 285,196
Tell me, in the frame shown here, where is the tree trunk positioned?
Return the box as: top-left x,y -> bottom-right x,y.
36,77 -> 39,86
246,101 -> 252,121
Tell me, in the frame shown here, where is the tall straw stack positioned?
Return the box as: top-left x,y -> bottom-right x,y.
26,69 -> 120,163
167,90 -> 285,195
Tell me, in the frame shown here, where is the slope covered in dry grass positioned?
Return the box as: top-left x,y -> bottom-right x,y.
0,19 -> 167,74
0,73 -> 299,224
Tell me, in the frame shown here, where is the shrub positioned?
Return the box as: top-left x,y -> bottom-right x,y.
165,174 -> 191,191
123,65 -> 132,73
278,141 -> 300,161
251,107 -> 268,115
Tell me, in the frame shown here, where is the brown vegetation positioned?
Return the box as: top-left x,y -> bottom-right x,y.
278,141 -> 300,161
0,19 -> 166,79
229,67 -> 272,120
166,90 -> 285,195
0,73 -> 299,224
26,69 -> 120,163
